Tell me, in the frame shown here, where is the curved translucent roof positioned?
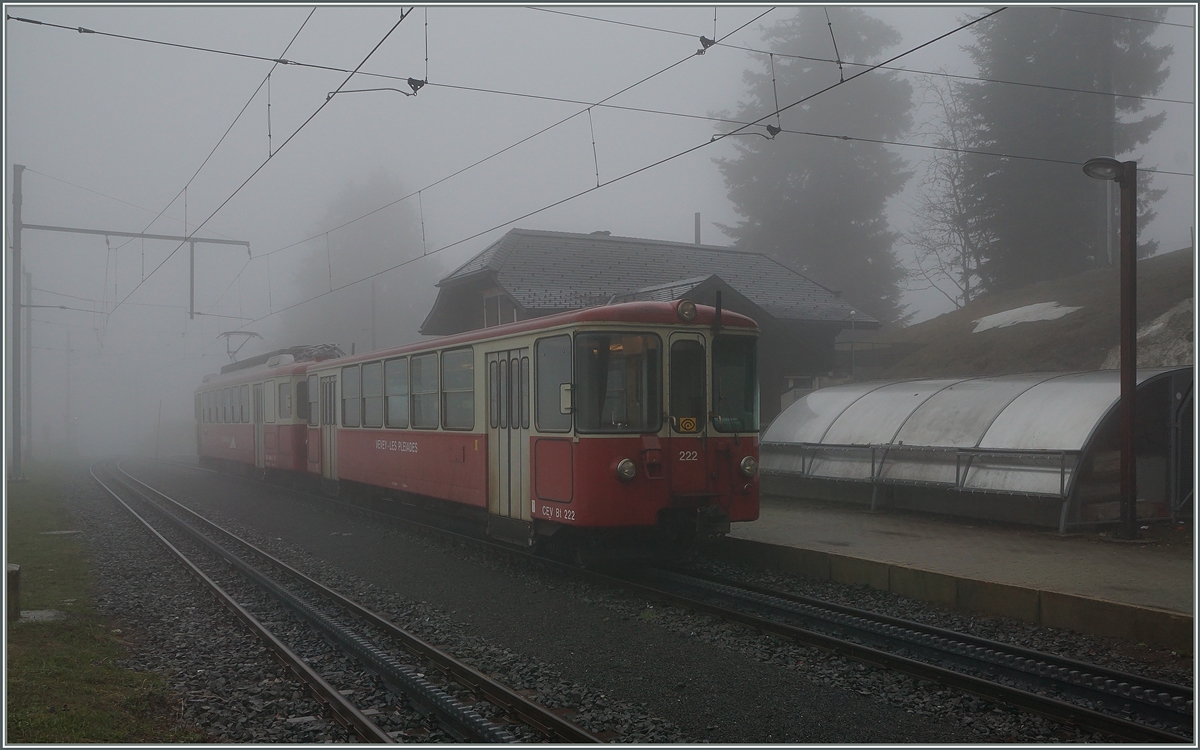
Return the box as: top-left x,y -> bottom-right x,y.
762,369 -> 1187,497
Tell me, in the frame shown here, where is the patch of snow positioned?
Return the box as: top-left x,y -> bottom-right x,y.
972,302 -> 1083,333
1100,297 -> 1194,369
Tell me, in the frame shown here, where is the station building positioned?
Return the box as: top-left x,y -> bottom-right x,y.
420,228 -> 872,423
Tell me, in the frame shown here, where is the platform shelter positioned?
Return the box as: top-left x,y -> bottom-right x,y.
761,368 -> 1193,532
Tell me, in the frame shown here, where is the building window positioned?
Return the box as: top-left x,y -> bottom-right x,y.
484,293 -> 520,328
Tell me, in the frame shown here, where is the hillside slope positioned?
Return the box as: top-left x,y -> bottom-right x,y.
883,247 -> 1194,378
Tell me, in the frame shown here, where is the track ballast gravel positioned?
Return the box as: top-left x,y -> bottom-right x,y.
65,460 -> 1191,742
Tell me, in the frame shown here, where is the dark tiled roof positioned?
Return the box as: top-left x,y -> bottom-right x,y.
440,229 -> 872,324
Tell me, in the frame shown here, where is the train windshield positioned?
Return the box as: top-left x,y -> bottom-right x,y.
575,333 -> 662,433
712,334 -> 758,433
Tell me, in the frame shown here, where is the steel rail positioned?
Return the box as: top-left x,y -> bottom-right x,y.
107,463 -> 514,743
119,462 -> 602,744
317,487 -> 1193,742
664,566 -> 1193,704
89,462 -> 395,744
599,569 -> 1192,744
158,458 -> 1191,742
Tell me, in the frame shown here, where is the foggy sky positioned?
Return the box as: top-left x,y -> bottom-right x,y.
4,4 -> 1196,459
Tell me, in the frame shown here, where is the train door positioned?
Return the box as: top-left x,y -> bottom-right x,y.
667,332 -> 712,497
319,375 -> 338,480
252,383 -> 265,470
487,349 -> 530,520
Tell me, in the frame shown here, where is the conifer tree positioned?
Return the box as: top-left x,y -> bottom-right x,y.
715,7 -> 913,323
959,7 -> 1170,291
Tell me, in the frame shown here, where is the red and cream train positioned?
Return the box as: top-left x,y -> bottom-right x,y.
195,300 -> 760,556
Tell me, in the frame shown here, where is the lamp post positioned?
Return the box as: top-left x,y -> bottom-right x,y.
1083,157 -> 1138,540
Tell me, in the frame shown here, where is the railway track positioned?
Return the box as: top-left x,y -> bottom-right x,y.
157,458 -> 1193,742
91,460 -> 600,744
621,566 -> 1194,744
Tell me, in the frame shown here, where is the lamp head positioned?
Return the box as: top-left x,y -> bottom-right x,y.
1083,157 -> 1125,182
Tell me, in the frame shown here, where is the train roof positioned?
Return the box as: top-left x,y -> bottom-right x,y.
313,300 -> 756,370
198,359 -> 312,389
197,301 -> 755,388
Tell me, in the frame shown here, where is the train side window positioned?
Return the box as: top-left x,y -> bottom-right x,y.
342,366 -> 362,427
240,384 -> 250,423
488,361 -> 499,428
670,339 -> 706,429
362,361 -> 384,428
574,333 -> 662,433
223,388 -> 231,423
499,354 -> 508,429
306,375 -> 318,426
442,349 -> 474,430
264,381 -> 276,424
205,392 -> 212,423
411,353 -> 439,429
200,392 -> 207,423
195,394 -> 201,422
536,335 -> 571,432
509,358 -> 519,430
385,358 -> 409,428
521,356 -> 530,429
279,381 -> 292,420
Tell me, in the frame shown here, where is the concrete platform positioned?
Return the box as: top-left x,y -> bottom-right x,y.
720,495 -> 1194,650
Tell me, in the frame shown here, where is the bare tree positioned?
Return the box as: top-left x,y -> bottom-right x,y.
904,74 -> 991,309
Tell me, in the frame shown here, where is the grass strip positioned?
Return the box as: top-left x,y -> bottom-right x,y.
6,464 -> 207,742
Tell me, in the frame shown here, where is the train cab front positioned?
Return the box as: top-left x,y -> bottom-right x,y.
657,318 -> 760,553
554,301 -> 760,562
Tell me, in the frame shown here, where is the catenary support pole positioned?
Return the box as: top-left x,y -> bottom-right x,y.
189,241 -> 195,319
11,164 -> 25,477
24,270 -> 32,462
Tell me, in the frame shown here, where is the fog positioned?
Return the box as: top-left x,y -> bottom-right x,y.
4,5 -> 1195,463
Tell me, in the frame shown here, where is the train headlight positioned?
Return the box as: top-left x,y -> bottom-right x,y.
616,458 -> 637,482
677,299 -> 697,322
739,455 -> 758,478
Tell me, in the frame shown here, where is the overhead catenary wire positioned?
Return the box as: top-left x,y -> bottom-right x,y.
238,7 -> 1007,329
21,169 -> 234,242
527,7 -> 1193,107
252,7 -> 775,264
13,8 -> 1186,115
18,8 -> 1185,331
105,8 -> 413,320
824,8 -> 844,82
54,8 -> 316,254
588,108 -> 600,186
1050,6 -> 1194,29
12,2 -> 1184,286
